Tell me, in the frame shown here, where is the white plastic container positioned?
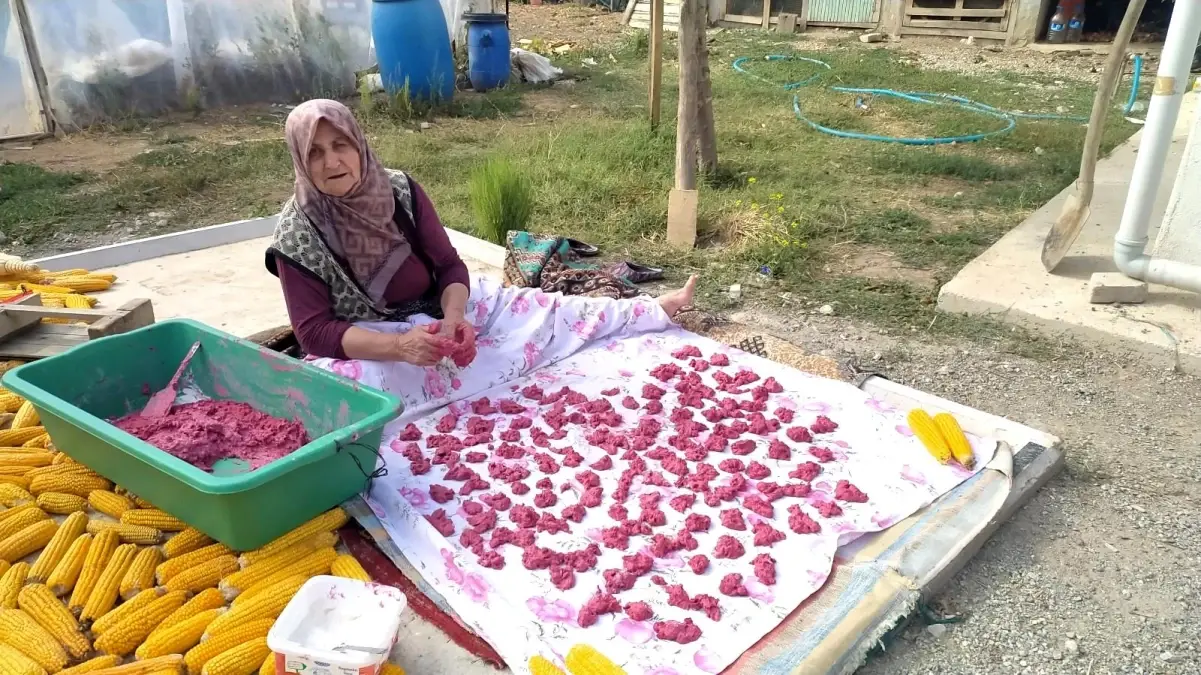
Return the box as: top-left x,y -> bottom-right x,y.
267,575 -> 408,675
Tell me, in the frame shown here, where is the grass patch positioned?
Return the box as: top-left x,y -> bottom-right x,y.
468,157 -> 534,244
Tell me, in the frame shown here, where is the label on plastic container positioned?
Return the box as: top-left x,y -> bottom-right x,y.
274,652 -> 381,675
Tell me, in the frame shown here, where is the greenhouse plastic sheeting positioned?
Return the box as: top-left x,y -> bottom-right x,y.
0,0 -> 44,138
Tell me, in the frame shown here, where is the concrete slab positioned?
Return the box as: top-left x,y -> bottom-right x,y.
939,94 -> 1201,373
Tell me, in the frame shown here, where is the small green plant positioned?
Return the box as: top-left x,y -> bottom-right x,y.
468,158 -> 533,245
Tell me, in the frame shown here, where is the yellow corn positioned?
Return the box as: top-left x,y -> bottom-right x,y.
0,608 -> 69,672
18,283 -> 73,295
119,546 -> 162,600
0,475 -> 30,490
184,619 -> 274,675
154,587 -> 225,638
40,270 -> 89,279
93,590 -> 186,656
30,511 -> 86,582
0,428 -> 46,447
61,296 -> 94,310
234,548 -> 335,606
155,544 -> 233,585
205,576 -> 305,638
50,454 -> 71,465
35,493 -> 86,515
0,563 -> 30,609
21,435 -> 50,450
90,588 -> 163,636
0,452 -> 53,468
379,665 -> 404,675
200,637 -> 269,675
87,491 -> 133,519
68,530 -> 118,614
0,467 -> 31,478
329,554 -> 370,583
0,561 -> 10,579
27,464 -> 95,480
238,508 -> 348,568
9,403 -> 38,430
46,277 -> 111,293
528,657 -> 564,675
932,412 -> 975,470
0,395 -> 22,414
58,656 -> 121,675
46,534 -> 91,597
255,656 -> 272,675
0,484 -> 33,507
0,361 -> 26,375
0,502 -> 40,526
31,473 -> 111,498
564,645 -> 626,675
120,509 -> 187,532
907,408 -> 951,464
17,584 -> 90,660
162,528 -> 212,559
130,496 -> 155,509
165,555 -> 238,595
90,654 -> 183,675
0,642 -> 47,675
80,543 -> 137,622
233,531 -> 333,571
85,522 -> 163,546
220,533 -> 337,600
0,518 -> 57,563
136,608 -> 223,660
0,506 -> 48,542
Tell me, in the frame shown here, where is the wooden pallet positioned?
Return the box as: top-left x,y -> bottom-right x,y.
903,0 -> 1010,37
0,294 -> 155,360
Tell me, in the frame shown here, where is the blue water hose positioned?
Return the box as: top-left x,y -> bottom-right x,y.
733,54 -> 1145,145
1124,54 -> 1143,116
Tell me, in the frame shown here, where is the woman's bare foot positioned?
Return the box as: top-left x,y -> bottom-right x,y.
658,275 -> 698,317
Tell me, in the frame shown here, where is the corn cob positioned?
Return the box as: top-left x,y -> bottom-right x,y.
379,665 -> 404,675
0,608 -> 69,672
87,491 -> 133,519
136,608 -> 223,660
35,493 -> 86,515
130,496 -> 155,509
238,508 -> 348,568
90,587 -> 164,636
46,534 -> 90,597
57,656 -> 121,675
233,531 -> 333,571
119,546 -> 161,601
0,506 -> 48,541
0,394 -> 22,414
0,642 -> 47,675
0,561 -> 10,579
68,530 -> 118,614
0,467 -> 32,478
0,476 -> 29,490
153,588 -> 224,638
932,412 -> 975,469
0,452 -> 54,468
93,590 -> 186,656
234,548 -> 335,606
50,278 -> 112,293
0,502 -> 39,525
120,509 -> 186,532
255,657 -> 272,675
21,435 -> 50,450
220,533 -> 337,599
18,283 -> 72,295
564,645 -> 626,675
164,555 -> 238,594
16,585 -> 90,660
184,619 -> 274,675
40,269 -> 88,279
89,273 -> 117,283
9,403 -> 38,430
29,511 -> 87,582
0,563 -> 29,609
155,544 -> 233,585
50,454 -> 71,466
79,543 -> 137,622
0,361 -> 26,374
32,473 -> 111,498
0,428 -> 46,447
200,638 -> 269,675
162,528 -> 212,559
61,296 -> 93,310
0,484 -> 33,507
329,554 -> 370,583
26,464 -> 94,480
90,655 -> 183,675
907,408 -> 951,464
0,519 -> 57,563
85,522 -> 163,546
204,575 -> 305,638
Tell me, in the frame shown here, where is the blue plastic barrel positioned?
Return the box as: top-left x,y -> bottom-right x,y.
464,13 -> 510,92
371,0 -> 454,102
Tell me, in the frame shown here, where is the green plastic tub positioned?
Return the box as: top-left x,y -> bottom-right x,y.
2,319 -> 402,551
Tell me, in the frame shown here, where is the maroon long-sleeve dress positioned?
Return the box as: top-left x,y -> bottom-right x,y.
272,181 -> 470,359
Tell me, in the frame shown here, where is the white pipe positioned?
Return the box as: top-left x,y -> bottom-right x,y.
1113,0 -> 1201,293
165,0 -> 193,97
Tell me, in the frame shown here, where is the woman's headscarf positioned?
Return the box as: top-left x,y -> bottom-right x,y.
285,99 -> 411,302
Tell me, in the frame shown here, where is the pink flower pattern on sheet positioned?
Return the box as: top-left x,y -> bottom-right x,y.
442,549 -> 489,603
527,597 -> 576,624
328,360 -> 362,381
510,295 -> 530,315
615,619 -> 654,645
424,369 -> 448,399
693,647 -> 722,674
398,487 -> 429,511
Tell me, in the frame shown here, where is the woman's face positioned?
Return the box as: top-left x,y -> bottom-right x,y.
307,120 -> 361,197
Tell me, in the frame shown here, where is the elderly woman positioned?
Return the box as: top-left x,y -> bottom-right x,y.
266,100 -> 696,417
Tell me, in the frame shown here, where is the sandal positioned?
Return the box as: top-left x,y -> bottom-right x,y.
606,261 -> 665,284
566,238 -> 599,257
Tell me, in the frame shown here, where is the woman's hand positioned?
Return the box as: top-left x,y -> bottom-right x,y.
435,315 -> 477,368
394,327 -> 457,366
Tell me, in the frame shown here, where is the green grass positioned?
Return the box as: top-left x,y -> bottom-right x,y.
0,28 -> 1141,358
468,157 -> 534,244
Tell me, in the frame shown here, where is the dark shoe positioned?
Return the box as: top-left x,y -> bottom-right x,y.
566,238 -> 599,257
607,261 -> 665,284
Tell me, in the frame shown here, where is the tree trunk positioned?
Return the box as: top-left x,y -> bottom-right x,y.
694,0 -> 717,175
675,0 -> 700,190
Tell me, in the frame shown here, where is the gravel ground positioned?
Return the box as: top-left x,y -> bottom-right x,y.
727,306 -> 1200,675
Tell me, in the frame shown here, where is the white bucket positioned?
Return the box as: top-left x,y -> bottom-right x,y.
267,575 -> 408,675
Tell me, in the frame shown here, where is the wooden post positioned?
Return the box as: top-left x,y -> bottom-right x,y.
667,0 -> 700,248
648,0 -> 664,129
10,0 -> 58,136
695,0 -> 716,175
